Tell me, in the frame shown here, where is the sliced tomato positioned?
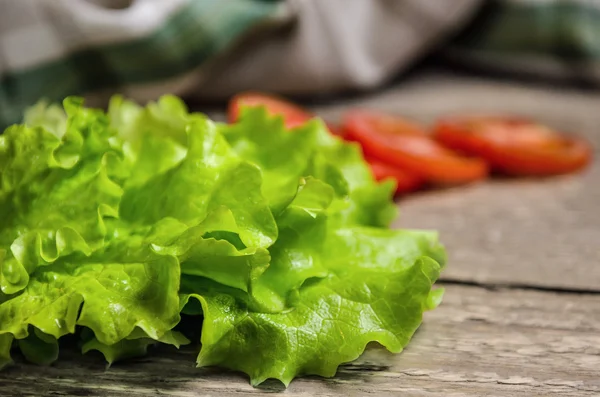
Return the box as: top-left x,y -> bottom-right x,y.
342,109 -> 488,185
228,92 -> 313,128
365,156 -> 424,195
433,116 -> 593,176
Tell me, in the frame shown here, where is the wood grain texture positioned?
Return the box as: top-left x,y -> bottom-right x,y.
1,284 -> 599,396
311,72 -> 600,290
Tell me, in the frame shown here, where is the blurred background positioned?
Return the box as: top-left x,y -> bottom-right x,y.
2,0 -> 600,127
1,0 -> 598,288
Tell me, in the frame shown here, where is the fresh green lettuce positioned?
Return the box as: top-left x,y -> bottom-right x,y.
0,96 -> 445,385
81,327 -> 189,364
189,228 -> 444,386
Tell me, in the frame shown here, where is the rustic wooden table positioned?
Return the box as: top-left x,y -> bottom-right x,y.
2,72 -> 599,396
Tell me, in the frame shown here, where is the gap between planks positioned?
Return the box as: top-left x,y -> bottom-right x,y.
439,278 -> 600,295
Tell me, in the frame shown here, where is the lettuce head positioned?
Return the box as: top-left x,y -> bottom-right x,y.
0,95 -> 445,386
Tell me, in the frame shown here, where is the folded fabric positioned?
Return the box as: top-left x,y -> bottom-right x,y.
0,0 -> 478,129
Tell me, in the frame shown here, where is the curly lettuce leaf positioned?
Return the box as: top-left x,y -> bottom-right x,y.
219,108 -> 342,213
151,207 -> 272,306
120,116 -> 277,249
0,333 -> 13,369
178,177 -> 336,313
108,95 -> 189,188
108,96 -> 278,252
82,328 -> 189,364
23,99 -> 67,139
302,120 -> 397,227
109,94 -> 189,148
249,178 -> 334,311
0,242 -> 181,364
0,99 -> 124,294
190,228 -> 444,386
220,107 -> 396,227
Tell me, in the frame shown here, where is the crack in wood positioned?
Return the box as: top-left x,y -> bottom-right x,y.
439,278 -> 600,295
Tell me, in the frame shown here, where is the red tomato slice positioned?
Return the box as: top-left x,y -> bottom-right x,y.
433,116 -> 593,176
364,156 -> 424,195
342,109 -> 488,185
228,92 -> 313,128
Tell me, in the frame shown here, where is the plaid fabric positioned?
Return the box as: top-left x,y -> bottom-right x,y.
445,0 -> 600,83
0,0 -> 282,128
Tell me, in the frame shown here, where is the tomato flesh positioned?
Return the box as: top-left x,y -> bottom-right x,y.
342,110 -> 488,185
434,117 -> 593,176
228,92 -> 313,128
365,156 -> 423,194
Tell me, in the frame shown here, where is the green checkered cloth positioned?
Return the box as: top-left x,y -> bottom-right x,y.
445,0 -> 600,83
0,0 -> 282,128
1,0 -> 599,129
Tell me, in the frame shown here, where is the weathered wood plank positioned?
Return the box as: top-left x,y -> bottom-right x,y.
2,284 -> 598,396
396,166 -> 600,291
310,72 -> 600,290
